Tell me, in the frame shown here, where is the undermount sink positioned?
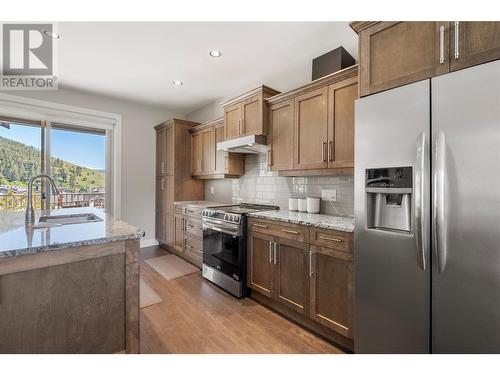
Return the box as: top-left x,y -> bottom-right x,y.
37,213 -> 103,226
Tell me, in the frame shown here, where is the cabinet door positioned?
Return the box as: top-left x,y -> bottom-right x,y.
155,211 -> 165,242
294,87 -> 328,170
191,132 -> 203,176
247,232 -> 275,298
274,238 -> 309,315
202,128 -> 215,175
155,177 -> 166,242
268,100 -> 294,171
165,176 -> 174,214
359,21 -> 449,96
310,246 -> 353,338
241,95 -> 262,136
156,128 -> 166,176
328,78 -> 357,169
450,21 -> 500,72
224,103 -> 242,140
165,212 -> 174,247
165,125 -> 174,175
173,214 -> 184,252
214,123 -> 227,174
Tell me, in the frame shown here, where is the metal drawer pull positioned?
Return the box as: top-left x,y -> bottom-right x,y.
281,228 -> 299,235
322,141 -> 326,162
197,249 -> 203,254
185,243 -> 193,249
187,224 -> 194,228
254,224 -> 268,229
318,235 -> 343,243
269,242 -> 273,264
309,250 -> 314,277
274,242 -> 278,265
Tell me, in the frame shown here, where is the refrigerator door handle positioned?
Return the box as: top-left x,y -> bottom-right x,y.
433,129 -> 447,273
415,132 -> 428,271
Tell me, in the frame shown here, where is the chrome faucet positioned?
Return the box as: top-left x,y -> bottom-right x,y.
25,174 -> 60,225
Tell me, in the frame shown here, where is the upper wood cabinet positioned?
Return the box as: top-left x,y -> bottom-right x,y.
154,119 -> 205,246
450,21 -> 500,72
221,85 -> 280,140
267,100 -> 294,171
351,21 -> 500,96
190,118 -> 245,179
267,65 -> 358,174
294,87 -> 329,170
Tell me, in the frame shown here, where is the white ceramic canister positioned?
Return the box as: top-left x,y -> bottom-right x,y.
306,197 -> 320,214
298,198 -> 307,212
288,198 -> 298,211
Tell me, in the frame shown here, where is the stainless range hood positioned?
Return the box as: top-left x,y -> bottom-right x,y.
216,134 -> 267,154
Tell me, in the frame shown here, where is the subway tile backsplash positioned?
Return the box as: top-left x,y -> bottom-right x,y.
204,154 -> 354,216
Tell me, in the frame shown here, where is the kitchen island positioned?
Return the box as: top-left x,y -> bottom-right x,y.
0,207 -> 144,354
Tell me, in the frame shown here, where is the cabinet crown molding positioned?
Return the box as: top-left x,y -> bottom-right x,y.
349,21 -> 381,34
190,117 -> 224,133
154,118 -> 200,130
220,85 -> 281,108
266,65 -> 358,105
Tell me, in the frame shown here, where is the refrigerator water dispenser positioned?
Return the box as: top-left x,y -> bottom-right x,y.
365,167 -> 412,233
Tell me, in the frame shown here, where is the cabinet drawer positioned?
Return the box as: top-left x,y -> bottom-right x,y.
249,219 -> 309,242
185,216 -> 203,238
184,234 -> 202,254
184,206 -> 203,218
174,204 -> 184,214
310,227 -> 352,253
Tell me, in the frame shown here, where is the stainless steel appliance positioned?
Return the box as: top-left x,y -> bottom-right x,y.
201,203 -> 279,297
355,60 -> 500,353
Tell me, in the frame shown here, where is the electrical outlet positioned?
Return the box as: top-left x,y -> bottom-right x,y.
210,186 -> 215,194
321,189 -> 337,201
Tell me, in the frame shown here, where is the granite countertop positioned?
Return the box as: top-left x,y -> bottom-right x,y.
0,207 -> 144,259
174,200 -> 230,208
247,210 -> 355,233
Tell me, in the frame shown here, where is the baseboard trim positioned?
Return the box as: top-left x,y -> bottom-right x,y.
140,238 -> 159,248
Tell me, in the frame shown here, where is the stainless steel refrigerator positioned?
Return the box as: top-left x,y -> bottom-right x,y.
354,60 -> 500,353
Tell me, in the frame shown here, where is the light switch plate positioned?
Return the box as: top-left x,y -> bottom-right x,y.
321,189 -> 337,201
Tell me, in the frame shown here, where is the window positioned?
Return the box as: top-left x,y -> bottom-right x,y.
0,117 -> 112,213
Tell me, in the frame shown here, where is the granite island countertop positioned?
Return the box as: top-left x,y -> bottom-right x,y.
246,210 -> 355,233
174,200 -> 230,208
0,207 -> 144,259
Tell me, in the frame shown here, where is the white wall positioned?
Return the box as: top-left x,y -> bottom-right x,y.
2,86 -> 181,244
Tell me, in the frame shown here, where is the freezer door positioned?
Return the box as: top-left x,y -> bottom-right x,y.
432,60 -> 500,353
354,80 -> 431,353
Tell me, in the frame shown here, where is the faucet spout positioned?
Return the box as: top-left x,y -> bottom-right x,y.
25,174 -> 60,226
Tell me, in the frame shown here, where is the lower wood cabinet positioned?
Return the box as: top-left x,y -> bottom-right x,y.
173,214 -> 185,252
310,245 -> 353,338
247,218 -> 354,345
169,203 -> 203,268
248,232 -> 274,298
275,238 -> 310,315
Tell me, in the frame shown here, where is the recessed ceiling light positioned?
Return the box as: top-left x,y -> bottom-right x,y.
209,50 -> 222,57
43,30 -> 60,39
172,80 -> 183,86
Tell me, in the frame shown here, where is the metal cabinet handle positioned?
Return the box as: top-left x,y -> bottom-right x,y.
273,242 -> 278,265
329,140 -> 334,162
439,25 -> 445,64
318,235 -> 342,243
269,242 -> 273,264
281,228 -> 299,235
187,224 -> 194,228
309,250 -> 314,277
267,149 -> 272,166
161,161 -> 165,174
254,223 -> 268,229
197,249 -> 203,254
322,141 -> 327,162
160,178 -> 165,191
415,132 -> 428,271
433,129 -> 447,273
454,21 -> 460,59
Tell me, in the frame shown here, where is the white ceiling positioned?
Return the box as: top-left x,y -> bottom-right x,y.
57,22 -> 358,114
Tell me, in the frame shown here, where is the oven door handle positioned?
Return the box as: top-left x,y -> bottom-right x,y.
203,223 -> 240,236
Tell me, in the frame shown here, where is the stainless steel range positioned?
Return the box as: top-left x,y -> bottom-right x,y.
201,203 -> 279,297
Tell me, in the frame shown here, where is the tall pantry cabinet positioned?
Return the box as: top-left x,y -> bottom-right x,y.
155,118 -> 205,247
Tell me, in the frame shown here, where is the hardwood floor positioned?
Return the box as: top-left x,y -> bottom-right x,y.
139,246 -> 343,354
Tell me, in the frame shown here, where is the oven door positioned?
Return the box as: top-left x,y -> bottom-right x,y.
202,218 -> 243,281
